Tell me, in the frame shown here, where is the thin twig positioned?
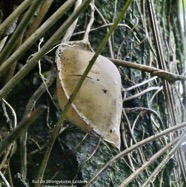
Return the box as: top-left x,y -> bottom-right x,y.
82,138 -> 101,164
73,23 -> 134,36
2,99 -> 17,129
83,0 -> 95,42
124,76 -> 157,91
142,134 -> 186,187
117,17 -> 139,59
119,134 -> 185,187
0,143 -> 15,170
124,107 -> 164,129
124,86 -> 161,102
149,86 -> 164,105
122,110 -> 138,173
94,6 -> 114,58
0,171 -> 11,187
110,58 -> 186,82
0,106 -> 45,156
85,121 -> 186,186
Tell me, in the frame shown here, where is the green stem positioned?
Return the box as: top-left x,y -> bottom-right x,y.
24,0 -> 54,39
0,0 -> 87,101
0,0 -> 76,78
0,0 -> 44,63
0,0 -> 32,36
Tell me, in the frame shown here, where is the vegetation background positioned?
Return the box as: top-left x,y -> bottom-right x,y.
0,0 -> 186,186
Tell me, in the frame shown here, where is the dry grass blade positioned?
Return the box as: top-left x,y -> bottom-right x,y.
119,134 -> 185,187
85,121 -> 186,186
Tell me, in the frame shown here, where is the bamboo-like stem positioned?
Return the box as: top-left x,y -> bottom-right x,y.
0,0 -> 44,64
62,0 -> 82,42
85,121 -> 186,186
34,0 -> 132,185
0,0 -> 32,36
3,31 -> 24,84
24,0 -> 54,40
0,0 -> 86,101
0,0 -> 77,78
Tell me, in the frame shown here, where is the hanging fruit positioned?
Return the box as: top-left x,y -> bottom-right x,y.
56,41 -> 122,149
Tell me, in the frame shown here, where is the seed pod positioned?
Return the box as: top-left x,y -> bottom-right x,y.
56,41 -> 122,149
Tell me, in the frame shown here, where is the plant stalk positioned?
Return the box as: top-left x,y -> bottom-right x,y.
0,0 -> 86,101
0,0 -> 44,64
0,0 -> 77,78
0,0 -> 32,36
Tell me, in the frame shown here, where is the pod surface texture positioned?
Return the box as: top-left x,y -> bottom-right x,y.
56,44 -> 122,149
